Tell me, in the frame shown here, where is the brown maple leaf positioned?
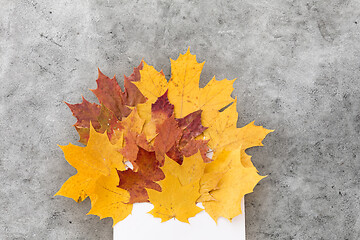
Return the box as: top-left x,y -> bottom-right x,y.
65,97 -> 101,144
117,148 -> 165,203
123,61 -> 147,106
91,69 -> 132,120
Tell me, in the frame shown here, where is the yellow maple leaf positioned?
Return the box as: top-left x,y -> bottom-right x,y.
162,151 -> 205,185
197,151 -> 233,202
197,171 -> 224,202
147,153 -> 204,223
168,49 -> 236,120
198,76 -> 235,116
135,102 -> 158,142
236,121 -> 274,167
167,49 -> 203,118
133,49 -> 237,145
55,124 -> 125,201
121,108 -> 145,134
134,49 -> 235,121
201,149 -> 265,222
133,62 -> 168,141
135,61 -> 168,105
147,172 -> 203,223
87,168 -> 133,226
203,100 -> 273,168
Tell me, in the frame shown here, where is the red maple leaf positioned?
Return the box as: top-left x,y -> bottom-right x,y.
154,115 -> 182,166
167,110 -> 211,164
151,92 -> 211,165
117,148 -> 165,203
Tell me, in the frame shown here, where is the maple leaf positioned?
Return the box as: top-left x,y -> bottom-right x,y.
119,108 -> 148,170
167,110 -> 211,164
66,64 -> 146,144
91,69 -> 132,120
162,151 -> 205,186
117,148 -> 165,203
134,49 -> 236,132
150,92 -> 210,164
120,131 -> 152,170
151,90 -> 174,124
147,152 -> 204,223
87,168 -> 133,226
65,97 -> 101,145
197,171 -> 225,202
57,124 -> 133,225
121,107 -> 145,133
133,62 -> 169,141
200,149 -> 265,222
55,124 -> 125,202
170,49 -> 235,120
202,100 -> 273,168
153,115 -> 182,165
198,76 -> 236,119
136,90 -> 175,143
123,61 -> 147,106
97,105 -> 124,144
167,49 -> 204,118
134,61 -> 168,104
131,51 -> 238,169
197,151 -> 234,203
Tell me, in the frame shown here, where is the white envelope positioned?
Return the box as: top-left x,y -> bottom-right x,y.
114,198 -> 245,240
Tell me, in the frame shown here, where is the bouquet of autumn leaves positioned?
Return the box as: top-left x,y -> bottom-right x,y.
56,49 -> 273,226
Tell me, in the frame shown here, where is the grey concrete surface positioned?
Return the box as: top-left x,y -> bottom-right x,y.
1,0 -> 360,239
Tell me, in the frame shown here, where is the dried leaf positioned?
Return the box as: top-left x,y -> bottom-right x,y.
120,131 -> 153,171
134,61 -> 168,104
119,109 -> 147,169
97,105 -> 124,144
203,100 -> 273,168
117,148 -> 165,203
201,149 -> 265,222
151,90 -> 174,124
147,154 -> 204,223
123,61 -> 147,106
167,48 -> 204,118
87,168 -> 132,226
153,115 -> 182,165
166,110 -> 211,164
55,124 -> 125,202
91,69 -> 131,120
121,108 -> 145,134
163,151 -> 205,186
65,97 -> 101,144
198,76 -> 235,119
67,65 -> 147,144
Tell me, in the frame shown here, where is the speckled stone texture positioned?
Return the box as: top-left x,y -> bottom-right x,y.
1,0 -> 360,239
